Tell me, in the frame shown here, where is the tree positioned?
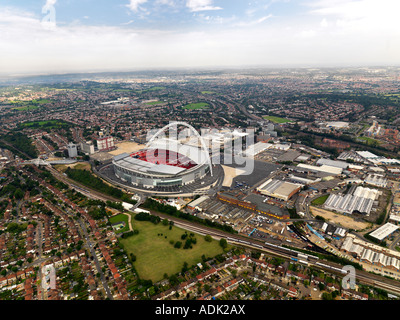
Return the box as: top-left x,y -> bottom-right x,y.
14,188 -> 24,200
219,238 -> 228,249
174,241 -> 182,249
204,235 -> 212,242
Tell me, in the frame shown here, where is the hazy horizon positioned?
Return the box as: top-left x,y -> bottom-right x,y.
1,0 -> 400,76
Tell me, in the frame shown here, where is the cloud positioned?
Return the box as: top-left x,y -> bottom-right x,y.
126,0 -> 148,12
156,0 -> 176,5
306,0 -> 400,34
234,14 -> 273,27
44,0 -> 57,7
186,0 -> 222,12
320,18 -> 328,27
1,2 -> 400,76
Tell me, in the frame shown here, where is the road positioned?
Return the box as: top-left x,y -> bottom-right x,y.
77,218 -> 114,300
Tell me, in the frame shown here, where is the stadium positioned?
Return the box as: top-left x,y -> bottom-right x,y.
112,138 -> 211,190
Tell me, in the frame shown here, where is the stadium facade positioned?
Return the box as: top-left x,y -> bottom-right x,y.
112,138 -> 210,189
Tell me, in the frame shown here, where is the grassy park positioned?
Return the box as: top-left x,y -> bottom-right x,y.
183,102 -> 210,110
311,194 -> 329,206
263,116 -> 293,123
120,215 -> 226,282
18,119 -> 72,130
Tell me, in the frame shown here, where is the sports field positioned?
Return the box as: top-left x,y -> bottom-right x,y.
201,91 -> 215,94
120,216 -> 225,282
263,116 -> 293,123
183,102 -> 209,110
145,100 -> 164,105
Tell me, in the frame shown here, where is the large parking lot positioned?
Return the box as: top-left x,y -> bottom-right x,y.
225,159 -> 280,188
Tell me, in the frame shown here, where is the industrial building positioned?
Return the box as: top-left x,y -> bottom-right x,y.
316,158 -> 348,169
256,179 -> 302,201
364,173 -> 387,188
369,223 -> 399,242
297,163 -> 343,175
217,191 -> 290,220
321,222 -> 347,238
324,185 -> 381,215
341,235 -> 400,278
187,196 -> 210,212
243,142 -> 271,157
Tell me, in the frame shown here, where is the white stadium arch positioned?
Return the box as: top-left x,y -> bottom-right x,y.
145,121 -> 213,176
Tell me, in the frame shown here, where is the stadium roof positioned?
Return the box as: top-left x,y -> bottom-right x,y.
148,138 -> 209,165
114,154 -> 187,175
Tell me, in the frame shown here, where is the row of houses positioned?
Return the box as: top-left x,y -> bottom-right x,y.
153,254 -> 288,300
0,266 -> 35,288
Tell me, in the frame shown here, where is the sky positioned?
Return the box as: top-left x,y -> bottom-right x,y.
1,0 -> 400,75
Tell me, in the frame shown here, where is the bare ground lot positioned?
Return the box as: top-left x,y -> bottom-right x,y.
108,141 -> 144,156
54,162 -> 91,172
310,206 -> 371,231
221,165 -> 246,187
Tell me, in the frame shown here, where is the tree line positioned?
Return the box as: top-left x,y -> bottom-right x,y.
142,198 -> 237,234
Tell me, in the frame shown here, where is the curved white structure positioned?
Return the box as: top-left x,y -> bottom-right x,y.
146,121 -> 213,177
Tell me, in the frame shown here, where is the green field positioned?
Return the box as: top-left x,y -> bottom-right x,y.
263,116 -> 293,123
136,87 -> 166,94
359,136 -> 381,146
120,215 -> 226,282
9,98 -> 51,111
147,86 -> 166,91
109,214 -> 130,234
18,120 -> 72,129
183,102 -> 210,110
145,101 -> 164,105
201,91 -> 216,94
311,194 -> 329,206
12,105 -> 39,111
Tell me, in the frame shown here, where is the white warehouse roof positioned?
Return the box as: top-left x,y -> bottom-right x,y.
297,163 -> 343,175
369,223 -> 399,241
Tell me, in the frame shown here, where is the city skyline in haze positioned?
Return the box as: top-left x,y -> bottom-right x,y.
1,0 -> 400,76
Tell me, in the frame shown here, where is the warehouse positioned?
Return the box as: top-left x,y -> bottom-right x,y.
369,223 -> 399,242
297,163 -> 343,175
341,235 -> 400,277
256,179 -> 302,201
316,158 -> 349,169
243,142 -> 271,157
187,196 -> 210,212
324,186 -> 381,215
364,173 -> 387,188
